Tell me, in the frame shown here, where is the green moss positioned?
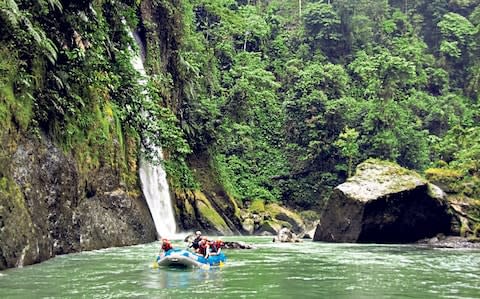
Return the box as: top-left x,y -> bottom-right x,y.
122,130 -> 140,192
184,197 -> 194,216
259,220 -> 282,234
227,193 -> 242,219
195,193 -> 229,231
425,167 -> 464,193
0,177 -> 35,268
0,87 -> 13,131
355,159 -> 422,180
425,168 -> 462,180
267,203 -> 303,226
249,199 -> 265,213
0,47 -> 35,132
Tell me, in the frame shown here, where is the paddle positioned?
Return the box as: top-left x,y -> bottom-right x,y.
152,255 -> 159,269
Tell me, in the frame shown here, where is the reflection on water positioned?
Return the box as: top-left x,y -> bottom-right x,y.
144,267 -> 223,289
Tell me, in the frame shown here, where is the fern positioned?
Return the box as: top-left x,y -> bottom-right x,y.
1,0 -> 59,63
0,0 -> 22,27
23,18 -> 58,63
44,0 -> 63,11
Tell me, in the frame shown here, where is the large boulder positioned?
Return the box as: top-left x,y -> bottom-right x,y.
314,159 -> 452,243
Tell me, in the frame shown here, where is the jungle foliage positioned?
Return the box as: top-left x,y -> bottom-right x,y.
174,0 -> 480,208
1,0 -> 479,209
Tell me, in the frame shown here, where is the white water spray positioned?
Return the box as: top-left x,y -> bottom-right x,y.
128,29 -> 177,238
139,150 -> 176,239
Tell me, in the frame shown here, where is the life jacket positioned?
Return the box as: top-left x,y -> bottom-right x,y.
198,241 -> 209,256
209,240 -> 224,253
215,240 -> 224,249
209,241 -> 218,253
162,241 -> 172,251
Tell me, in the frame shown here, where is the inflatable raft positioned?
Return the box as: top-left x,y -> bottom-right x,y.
156,248 -> 226,269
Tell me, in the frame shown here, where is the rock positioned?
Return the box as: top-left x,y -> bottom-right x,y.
223,241 -> 255,249
274,227 -> 302,243
266,203 -> 305,233
0,133 -> 156,270
242,218 -> 255,234
257,220 -> 282,235
425,168 -> 462,193
416,235 -> 480,249
448,198 -> 480,238
173,151 -> 243,235
299,221 -> 319,239
314,159 -> 452,243
174,190 -> 235,235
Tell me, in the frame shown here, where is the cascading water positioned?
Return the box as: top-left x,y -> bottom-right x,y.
138,151 -> 176,239
129,30 -> 177,239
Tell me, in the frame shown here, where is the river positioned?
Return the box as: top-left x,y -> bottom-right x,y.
0,236 -> 479,298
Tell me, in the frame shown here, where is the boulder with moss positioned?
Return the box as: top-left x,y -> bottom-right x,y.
314,159 -> 452,243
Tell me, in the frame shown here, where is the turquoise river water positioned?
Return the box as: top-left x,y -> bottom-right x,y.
0,236 -> 479,298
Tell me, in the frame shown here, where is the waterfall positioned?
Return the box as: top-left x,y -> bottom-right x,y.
139,150 -> 176,239
129,30 -> 177,239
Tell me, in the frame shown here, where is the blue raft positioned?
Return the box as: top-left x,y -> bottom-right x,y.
156,248 -> 226,268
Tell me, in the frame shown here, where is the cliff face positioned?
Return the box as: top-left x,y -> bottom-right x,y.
0,131 -> 156,270
138,1 -> 246,235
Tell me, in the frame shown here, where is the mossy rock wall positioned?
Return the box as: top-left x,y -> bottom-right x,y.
174,189 -> 240,235
0,132 -> 156,270
173,150 -> 243,235
0,177 -> 40,269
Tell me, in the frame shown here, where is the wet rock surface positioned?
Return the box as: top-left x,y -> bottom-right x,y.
273,227 -> 302,243
314,159 -> 452,243
0,134 -> 156,270
416,235 -> 480,249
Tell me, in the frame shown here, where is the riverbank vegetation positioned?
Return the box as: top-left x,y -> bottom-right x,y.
168,0 -> 479,211
1,0 -> 479,221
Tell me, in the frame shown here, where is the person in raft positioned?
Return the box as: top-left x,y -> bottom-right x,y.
208,240 -> 224,256
189,230 -> 202,252
159,238 -> 173,257
197,236 -> 210,258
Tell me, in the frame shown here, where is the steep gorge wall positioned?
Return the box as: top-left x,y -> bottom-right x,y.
0,0 -> 165,270
0,130 -> 156,270
139,0 -> 245,234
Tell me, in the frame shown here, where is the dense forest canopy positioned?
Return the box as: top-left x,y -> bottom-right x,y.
181,0 -> 480,209
1,0 -> 479,210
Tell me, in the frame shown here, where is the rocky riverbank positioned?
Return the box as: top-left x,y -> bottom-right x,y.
416,235 -> 480,249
